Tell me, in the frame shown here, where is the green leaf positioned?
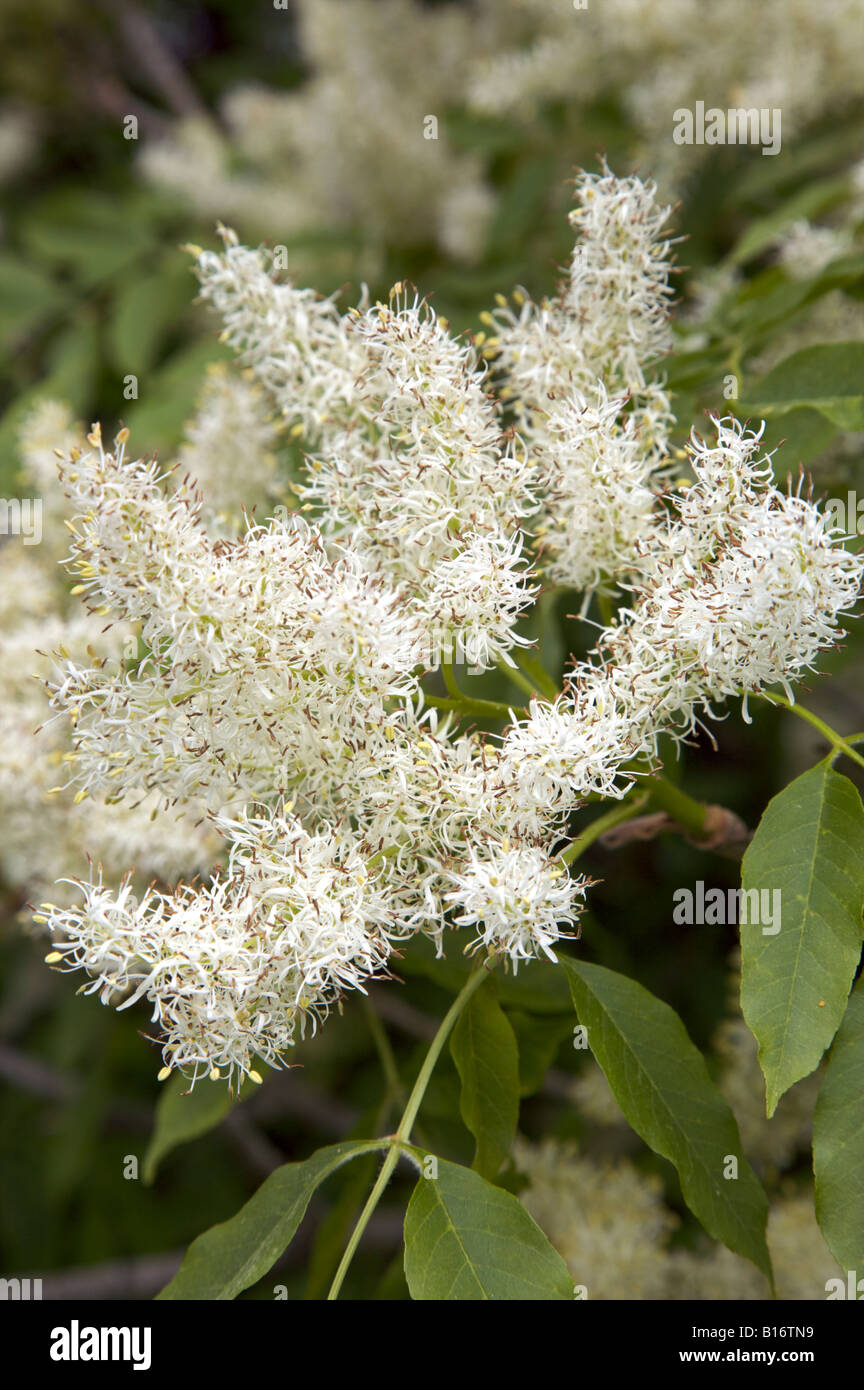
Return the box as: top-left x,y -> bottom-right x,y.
108,254 -> 195,374
450,975 -> 519,1179
739,342 -> 864,431
487,155 -> 557,256
560,957 -> 772,1282
741,761 -> 864,1115
727,176 -> 850,267
303,1144 -> 381,1300
158,1140 -> 385,1300
19,188 -> 155,286
444,110 -> 525,155
403,1157 -> 574,1300
813,976 -> 864,1272
0,318 -> 100,473
759,407 -> 839,468
143,1072 -> 254,1184
731,115 -> 864,202
122,339 -> 233,456
814,977 -> 864,1272
0,253 -> 66,347
507,1010 -> 573,1096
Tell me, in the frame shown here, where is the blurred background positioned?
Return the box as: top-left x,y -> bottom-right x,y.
1,0 -> 863,1299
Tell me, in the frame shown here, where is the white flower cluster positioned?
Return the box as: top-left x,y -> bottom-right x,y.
773,220 -> 853,281
37,811 -> 396,1083
508,416 -> 861,810
490,166 -> 675,592
0,404 -> 221,910
33,168 -> 861,1085
193,234 -> 538,666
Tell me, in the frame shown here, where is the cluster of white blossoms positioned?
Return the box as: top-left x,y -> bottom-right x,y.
773,220 -> 854,282
445,840 -> 584,967
32,167 -> 861,1085
0,404 -> 221,911
37,810 -> 397,1081
490,166 -> 675,591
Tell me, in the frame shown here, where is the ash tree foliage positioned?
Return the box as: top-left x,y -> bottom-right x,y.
13,160 -> 863,1301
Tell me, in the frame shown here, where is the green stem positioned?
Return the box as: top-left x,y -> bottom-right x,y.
441,661 -> 463,701
645,773 -> 709,838
434,664 -> 522,721
494,657 -> 538,699
327,965 -> 489,1301
560,793 -> 649,865
758,692 -> 864,772
513,650 -> 560,701
424,693 -> 521,720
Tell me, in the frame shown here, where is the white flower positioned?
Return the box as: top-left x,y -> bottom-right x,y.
490,167 -> 675,590
39,812 -> 399,1086
501,687 -> 638,812
190,228 -> 366,446
491,164 -> 675,445
536,386 -> 664,591
141,0 -> 494,260
446,839 -> 589,966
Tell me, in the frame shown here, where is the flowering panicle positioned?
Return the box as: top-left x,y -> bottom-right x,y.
492,166 -> 675,439
48,429 -> 422,810
300,288 -> 539,664
446,840 -> 590,967
500,417 -> 862,815
515,1137 -> 841,1300
190,227 -> 366,447
491,167 -> 675,592
26,166 -> 861,1084
0,407 -> 220,909
37,811 -> 397,1085
467,0 -> 864,197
